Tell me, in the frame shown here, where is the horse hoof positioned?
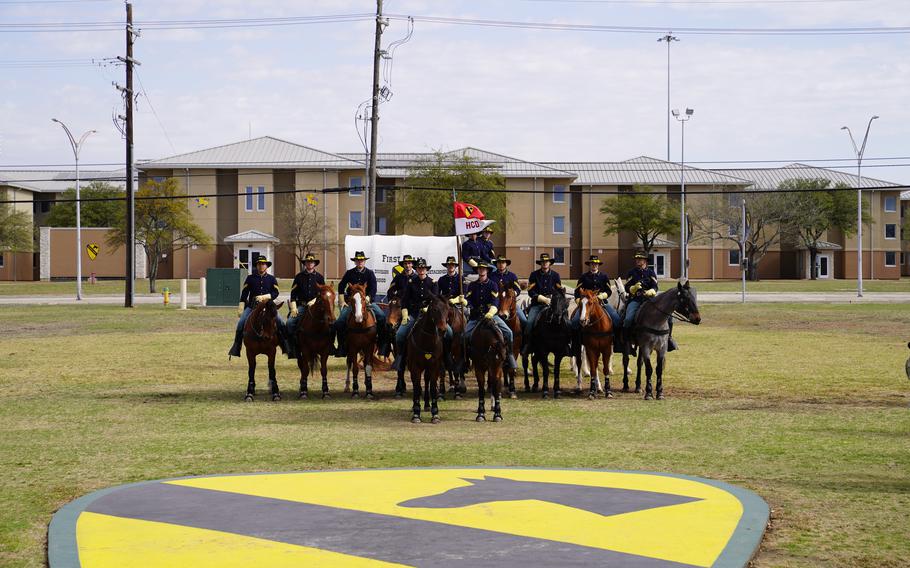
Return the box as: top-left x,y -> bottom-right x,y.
493,415 -> 502,423
272,394 -> 281,402
352,392 -> 360,399
553,391 -> 561,399
243,395 -> 254,402
344,386 -> 351,393
476,415 -> 486,422
588,393 -> 596,400
438,393 -> 446,401
605,391 -> 614,399
634,388 -> 642,394
656,394 -> 664,400
509,392 -> 518,400
542,391 -> 549,399
411,416 -> 421,424
322,393 -> 330,400
299,391 -> 308,400
431,416 -> 441,424
573,388 -> 582,396
366,392 -> 375,400
531,386 -> 539,393
454,393 -> 463,400
394,392 -> 403,399
523,386 -> 531,393
621,387 -> 630,393
644,393 -> 654,400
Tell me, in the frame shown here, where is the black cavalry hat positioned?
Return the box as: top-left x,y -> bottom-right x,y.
350,251 -> 369,261
494,255 -> 511,266
414,258 -> 430,269
302,252 -> 320,267
634,251 -> 648,260
535,253 -> 554,265
474,260 -> 494,270
441,256 -> 459,268
255,256 -> 272,268
585,255 -> 602,265
398,254 -> 415,267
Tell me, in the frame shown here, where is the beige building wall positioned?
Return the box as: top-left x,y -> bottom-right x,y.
236,169 -> 274,235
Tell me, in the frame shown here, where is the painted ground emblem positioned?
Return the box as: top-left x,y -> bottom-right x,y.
49,468 -> 768,567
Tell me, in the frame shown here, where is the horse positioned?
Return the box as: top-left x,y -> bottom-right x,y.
242,298 -> 285,402
572,278 -> 628,394
342,284 -> 378,399
295,283 -> 335,400
497,287 -> 522,399
406,293 -> 449,424
527,291 -> 572,398
631,280 -> 701,400
442,296 -> 468,399
574,289 -> 615,399
470,317 -> 507,422
384,291 -> 408,398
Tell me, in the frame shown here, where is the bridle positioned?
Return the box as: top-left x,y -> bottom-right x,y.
648,289 -> 698,324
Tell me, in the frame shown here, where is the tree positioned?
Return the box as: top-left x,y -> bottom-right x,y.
278,193 -> 331,267
779,178 -> 869,280
690,191 -> 790,281
0,204 -> 33,252
46,181 -> 124,227
396,152 -> 507,235
107,178 -> 211,293
600,185 -> 680,255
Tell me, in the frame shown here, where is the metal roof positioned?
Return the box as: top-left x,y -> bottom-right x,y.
0,170 -> 125,193
716,164 -> 900,191
542,157 -> 752,186
224,229 -> 280,243
339,148 -> 576,179
795,240 -> 843,251
139,137 -> 363,170
900,190 -> 909,201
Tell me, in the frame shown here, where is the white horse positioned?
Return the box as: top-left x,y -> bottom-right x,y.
572,278 -> 629,394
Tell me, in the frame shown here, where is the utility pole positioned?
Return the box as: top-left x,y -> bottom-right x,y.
366,0 -> 384,236
841,115 -> 879,298
658,33 -> 678,161
741,197 -> 747,303
672,108 -> 694,280
120,1 -> 138,307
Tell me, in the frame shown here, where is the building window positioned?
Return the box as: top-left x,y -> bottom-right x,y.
552,216 -> 565,234
257,186 -> 265,211
349,210 -> 363,230
727,193 -> 741,207
884,196 -> 897,212
377,216 -> 387,234
245,186 -> 253,211
0,253 -> 4,268
902,252 -> 906,265
729,249 -> 741,266
553,247 -> 565,265
376,186 -> 386,203
40,201 -> 52,213
885,223 -> 896,239
349,177 -> 363,196
884,251 -> 896,267
552,184 -> 566,203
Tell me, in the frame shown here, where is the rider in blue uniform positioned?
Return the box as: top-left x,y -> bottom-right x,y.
387,254 -> 416,299
285,252 -> 326,359
523,253 -> 563,355
334,251 -> 389,357
571,255 -> 622,356
437,256 -> 467,304
623,251 -> 677,352
490,254 -> 526,328
478,226 -> 495,264
392,258 -> 453,371
461,232 -> 483,275
464,261 -> 517,370
228,256 -> 291,358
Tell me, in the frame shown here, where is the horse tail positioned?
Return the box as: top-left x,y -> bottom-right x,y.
370,353 -> 391,372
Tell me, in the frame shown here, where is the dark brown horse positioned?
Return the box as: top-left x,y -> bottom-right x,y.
528,291 -> 572,399
295,283 -> 336,400
442,296 -> 467,399
407,293 -> 449,424
575,289 -> 615,399
497,287 -> 522,399
243,298 -> 285,402
384,291 -> 408,398
343,284 -> 378,399
470,317 -> 507,422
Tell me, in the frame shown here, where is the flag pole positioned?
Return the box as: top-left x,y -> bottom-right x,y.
453,188 -> 464,300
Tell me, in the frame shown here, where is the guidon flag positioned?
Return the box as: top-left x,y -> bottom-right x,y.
454,202 -> 496,236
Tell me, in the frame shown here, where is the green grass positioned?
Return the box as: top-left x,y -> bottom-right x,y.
690,278 -> 910,293
0,303 -> 908,567
0,278 -> 199,296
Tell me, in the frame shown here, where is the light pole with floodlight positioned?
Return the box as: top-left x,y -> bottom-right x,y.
841,115 -> 878,298
672,107 -> 694,280
52,119 -> 96,301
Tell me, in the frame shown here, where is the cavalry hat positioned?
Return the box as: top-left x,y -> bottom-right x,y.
535,253 -> 554,265
255,256 -> 272,268
633,251 -> 648,260
494,255 -> 511,266
302,252 -> 320,267
441,256 -> 459,268
585,255 -> 602,266
350,251 -> 369,261
414,258 -> 430,270
398,254 -> 415,266
474,260 -> 494,270
482,226 -> 494,234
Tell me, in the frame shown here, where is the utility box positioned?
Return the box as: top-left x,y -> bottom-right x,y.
205,268 -> 248,306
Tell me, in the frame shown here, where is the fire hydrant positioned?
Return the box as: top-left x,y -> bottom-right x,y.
163,287 -> 170,306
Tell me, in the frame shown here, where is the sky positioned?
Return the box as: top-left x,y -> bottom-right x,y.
0,0 -> 908,185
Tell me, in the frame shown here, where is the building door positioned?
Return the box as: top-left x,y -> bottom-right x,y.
648,253 -> 668,278
238,248 -> 263,271
817,253 -> 832,279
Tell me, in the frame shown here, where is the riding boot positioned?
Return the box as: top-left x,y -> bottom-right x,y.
228,328 -> 242,358
327,328 -> 337,356
572,329 -> 582,360
335,330 -> 347,357
505,340 -> 517,370
443,335 -> 454,372
276,326 -> 290,356
284,327 -> 297,360
667,319 -> 678,352
624,327 -> 637,357
520,324 -> 533,356
392,345 -> 406,371
378,325 -> 392,357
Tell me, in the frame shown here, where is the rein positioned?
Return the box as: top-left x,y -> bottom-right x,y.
647,292 -> 696,324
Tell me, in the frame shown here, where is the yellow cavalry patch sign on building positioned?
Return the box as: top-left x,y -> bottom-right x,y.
85,243 -> 100,261
48,468 -> 768,568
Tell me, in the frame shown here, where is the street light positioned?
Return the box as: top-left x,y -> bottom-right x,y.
658,33 -> 679,161
841,115 -> 879,298
672,107 -> 694,280
52,119 -> 96,301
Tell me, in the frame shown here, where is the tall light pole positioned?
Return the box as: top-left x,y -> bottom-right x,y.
52,119 -> 96,301
672,107 -> 694,280
658,33 -> 679,161
841,115 -> 879,298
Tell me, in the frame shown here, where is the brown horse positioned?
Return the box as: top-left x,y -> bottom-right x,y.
295,283 -> 336,400
343,284 -> 378,399
442,296 -> 467,399
497,287 -> 522,399
470,317 -> 507,422
407,293 -> 449,424
576,289 -> 615,399
243,298 -> 285,402
384,292 -> 408,398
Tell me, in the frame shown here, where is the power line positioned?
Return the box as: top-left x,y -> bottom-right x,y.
518,0 -> 869,4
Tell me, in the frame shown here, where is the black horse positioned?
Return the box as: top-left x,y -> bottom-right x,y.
528,291 -> 573,398
406,293 -> 449,424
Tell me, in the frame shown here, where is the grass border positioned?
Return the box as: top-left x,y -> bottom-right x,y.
48,466 -> 768,568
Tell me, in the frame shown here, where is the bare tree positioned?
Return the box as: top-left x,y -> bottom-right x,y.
279,193 -> 332,267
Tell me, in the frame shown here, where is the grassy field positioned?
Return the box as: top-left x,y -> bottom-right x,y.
0,303 -> 908,567
0,278 -> 199,296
